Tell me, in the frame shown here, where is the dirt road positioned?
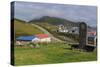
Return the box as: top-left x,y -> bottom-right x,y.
31,24 -> 63,42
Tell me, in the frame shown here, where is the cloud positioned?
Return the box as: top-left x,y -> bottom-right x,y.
14,1 -> 97,27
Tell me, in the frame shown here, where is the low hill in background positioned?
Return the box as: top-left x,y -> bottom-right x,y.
29,16 -> 79,27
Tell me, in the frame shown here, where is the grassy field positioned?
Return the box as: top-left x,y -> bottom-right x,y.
14,43 -> 97,66
14,20 -> 44,37
35,22 -> 58,30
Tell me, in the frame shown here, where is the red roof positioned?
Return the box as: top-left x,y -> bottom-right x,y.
35,34 -> 49,38
88,31 -> 96,36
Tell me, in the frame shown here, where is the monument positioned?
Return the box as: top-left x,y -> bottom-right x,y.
79,22 -> 87,49
69,22 -> 96,52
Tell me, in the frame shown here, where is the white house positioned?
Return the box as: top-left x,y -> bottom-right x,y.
58,24 -> 79,34
68,27 -> 79,34
35,34 -> 51,42
58,24 -> 69,33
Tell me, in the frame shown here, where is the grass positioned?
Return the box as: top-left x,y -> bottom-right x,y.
14,43 -> 97,66
35,22 -> 58,30
14,20 -> 44,37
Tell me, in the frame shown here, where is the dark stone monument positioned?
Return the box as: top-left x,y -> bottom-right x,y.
69,22 -> 96,52
79,22 -> 87,49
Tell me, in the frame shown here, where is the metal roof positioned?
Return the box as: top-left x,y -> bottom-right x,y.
16,36 -> 37,41
35,34 -> 49,38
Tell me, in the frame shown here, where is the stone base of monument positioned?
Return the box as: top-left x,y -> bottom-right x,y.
68,43 -> 96,52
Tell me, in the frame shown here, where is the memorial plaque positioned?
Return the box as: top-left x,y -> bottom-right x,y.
79,22 -> 87,49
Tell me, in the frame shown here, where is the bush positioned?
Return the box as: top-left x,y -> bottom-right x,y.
28,42 -> 40,48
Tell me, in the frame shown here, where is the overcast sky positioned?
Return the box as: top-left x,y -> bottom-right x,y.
14,1 -> 97,27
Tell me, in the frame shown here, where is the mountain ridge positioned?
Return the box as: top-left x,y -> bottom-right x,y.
29,16 -> 79,27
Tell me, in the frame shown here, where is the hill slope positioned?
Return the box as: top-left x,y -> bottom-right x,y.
14,19 -> 44,37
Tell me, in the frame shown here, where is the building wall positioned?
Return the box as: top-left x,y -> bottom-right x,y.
59,29 -> 68,33
39,37 -> 51,42
68,27 -> 79,34
32,37 -> 40,42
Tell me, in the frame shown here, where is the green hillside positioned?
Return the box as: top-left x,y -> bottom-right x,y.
29,16 -> 78,27
14,19 -> 44,37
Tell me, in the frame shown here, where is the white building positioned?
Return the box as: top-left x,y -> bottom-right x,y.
58,24 -> 79,34
68,27 -> 79,34
35,34 -> 51,42
58,24 -> 69,33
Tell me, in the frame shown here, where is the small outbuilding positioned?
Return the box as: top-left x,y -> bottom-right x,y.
35,34 -> 51,42
16,36 -> 39,45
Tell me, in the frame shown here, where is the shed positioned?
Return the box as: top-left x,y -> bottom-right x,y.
16,36 -> 38,45
35,34 -> 51,42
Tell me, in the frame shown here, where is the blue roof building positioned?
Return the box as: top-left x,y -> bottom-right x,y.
16,36 -> 37,41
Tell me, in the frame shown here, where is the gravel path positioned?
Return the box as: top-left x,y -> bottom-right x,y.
31,24 -> 63,42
